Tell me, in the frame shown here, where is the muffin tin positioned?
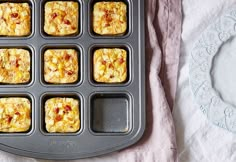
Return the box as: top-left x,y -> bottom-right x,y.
0,0 -> 145,160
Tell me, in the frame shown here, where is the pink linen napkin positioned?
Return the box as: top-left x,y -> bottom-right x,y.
116,0 -> 182,161
0,0 -> 181,161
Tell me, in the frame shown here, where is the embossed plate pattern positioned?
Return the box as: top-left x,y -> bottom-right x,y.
189,7 -> 236,133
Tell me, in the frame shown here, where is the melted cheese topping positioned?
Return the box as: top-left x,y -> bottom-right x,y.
0,3 -> 31,36
0,98 -> 31,132
0,49 -> 31,84
44,49 -> 78,84
45,97 -> 80,133
44,1 -> 79,36
93,2 -> 127,35
93,48 -> 127,83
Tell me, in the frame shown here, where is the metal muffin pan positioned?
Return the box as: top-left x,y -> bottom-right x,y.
0,0 -> 145,160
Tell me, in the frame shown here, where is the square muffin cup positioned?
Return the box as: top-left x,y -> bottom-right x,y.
0,0 -> 35,39
40,92 -> 83,136
88,44 -> 132,87
93,48 -> 127,83
0,49 -> 31,84
44,49 -> 78,84
0,44 -> 34,87
40,44 -> 83,87
0,93 -> 34,136
89,92 -> 132,135
40,0 -> 83,39
88,0 -> 132,38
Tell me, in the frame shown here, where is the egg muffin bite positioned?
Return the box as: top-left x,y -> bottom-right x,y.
0,97 -> 31,132
0,49 -> 31,84
0,3 -> 31,36
44,49 -> 78,84
45,97 -> 80,133
93,2 -> 127,35
93,48 -> 127,83
44,1 -> 79,36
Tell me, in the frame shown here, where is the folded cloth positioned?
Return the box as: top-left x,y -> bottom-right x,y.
173,0 -> 236,161
0,0 -> 182,161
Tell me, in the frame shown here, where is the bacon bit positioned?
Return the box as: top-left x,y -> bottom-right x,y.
15,59 -> 20,68
109,63 -> 113,68
8,117 -> 12,123
64,54 -> 71,61
11,13 -> 18,18
71,26 -> 76,30
51,13 -> 58,19
119,58 -> 124,64
104,10 -> 113,23
64,105 -> 72,112
104,10 -> 109,16
15,112 -> 20,115
110,75 -> 114,78
107,17 -> 113,22
55,115 -> 62,121
105,23 -> 110,27
54,107 -> 59,114
16,21 -> 21,24
1,17 -> 6,22
6,115 -> 13,123
64,19 -> 71,25
102,60 -> 106,65
119,20 -> 124,23
11,59 -> 20,68
66,70 -> 74,75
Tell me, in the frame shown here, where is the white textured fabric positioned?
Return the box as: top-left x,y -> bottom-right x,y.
173,0 -> 236,161
0,151 -> 118,162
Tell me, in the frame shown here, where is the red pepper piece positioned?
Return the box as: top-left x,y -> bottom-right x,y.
11,13 -> 18,18
64,19 -> 71,25
64,54 -> 71,61
66,70 -> 74,75
55,115 -> 62,121
51,13 -> 58,19
65,105 -> 72,112
55,107 -> 59,114
119,58 -> 124,64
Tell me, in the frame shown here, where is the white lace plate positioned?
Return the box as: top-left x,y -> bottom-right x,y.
189,8 -> 236,133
